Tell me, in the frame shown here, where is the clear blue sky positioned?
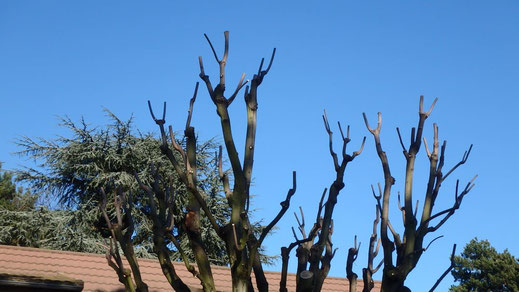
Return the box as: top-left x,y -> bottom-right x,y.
1,1 -> 518,290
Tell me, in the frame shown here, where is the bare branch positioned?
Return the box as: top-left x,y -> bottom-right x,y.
227,73 -> 248,105
166,233 -> 200,279
352,136 -> 367,158
346,235 -> 360,288
429,244 -> 457,292
362,112 -> 381,135
387,220 -> 402,246
397,191 -> 405,224
323,110 -> 339,171
442,144 -> 473,182
316,188 -> 327,224
371,184 -> 382,212
203,33 -> 220,62
148,101 -> 166,126
396,127 -> 409,157
185,82 -> 199,130
264,48 -> 276,74
294,206 -> 307,238
423,137 -> 431,158
257,171 -> 297,246
424,235 -> 444,251
425,97 -> 439,117
99,187 -> 112,230
114,187 -> 124,226
291,226 -> 299,241
222,31 -> 229,64
373,258 -> 384,274
168,126 -> 185,157
427,176 -> 477,232
338,122 -> 348,141
218,145 -> 232,201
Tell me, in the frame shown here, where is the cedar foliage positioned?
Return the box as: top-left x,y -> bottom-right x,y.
14,111 -> 234,263
450,238 -> 519,292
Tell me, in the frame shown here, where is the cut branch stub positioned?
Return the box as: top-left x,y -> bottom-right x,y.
185,82 -> 199,130
200,31 -> 252,107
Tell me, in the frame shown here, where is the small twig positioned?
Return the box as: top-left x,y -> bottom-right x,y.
429,244 -> 457,292
148,101 -> 166,126
316,188 -> 327,224
352,137 -> 367,158
323,110 -> 339,171
257,171 -> 297,246
204,33 -> 220,63
396,127 -> 409,157
228,73 -> 248,105
442,144 -> 473,181
424,235 -> 444,251
185,82 -> 199,130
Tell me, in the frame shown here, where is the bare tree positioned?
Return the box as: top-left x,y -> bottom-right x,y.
346,236 -> 360,292
362,97 -> 476,292
99,187 -> 149,292
345,204 -> 383,292
146,31 -> 300,292
135,164 -> 193,291
97,32 -> 475,292
279,112 -> 365,292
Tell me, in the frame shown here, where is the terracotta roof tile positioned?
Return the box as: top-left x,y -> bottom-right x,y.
0,245 -> 380,291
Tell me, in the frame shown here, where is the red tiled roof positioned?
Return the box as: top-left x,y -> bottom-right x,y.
0,245 -> 380,291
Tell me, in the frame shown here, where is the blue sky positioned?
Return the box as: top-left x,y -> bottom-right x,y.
1,1 -> 519,290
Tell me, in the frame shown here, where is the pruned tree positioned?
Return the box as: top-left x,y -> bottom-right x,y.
346,236 -> 360,292
144,31 -> 298,292
43,32 -> 477,292
345,205 -> 383,292
362,97 -> 476,292
279,111 -> 365,292
99,188 -> 148,291
100,187 -> 149,292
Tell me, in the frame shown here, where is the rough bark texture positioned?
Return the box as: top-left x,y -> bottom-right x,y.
363,97 -> 476,291
99,188 -> 148,292
147,31 -> 289,292
279,114 -> 365,292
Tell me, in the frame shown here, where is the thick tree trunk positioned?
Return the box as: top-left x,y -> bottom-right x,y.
231,273 -> 249,292
380,268 -> 406,292
186,226 -> 216,292
185,126 -> 216,292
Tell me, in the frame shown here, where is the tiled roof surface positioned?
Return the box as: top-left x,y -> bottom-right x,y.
0,245 -> 380,291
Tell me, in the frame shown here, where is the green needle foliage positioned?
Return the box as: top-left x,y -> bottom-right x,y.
0,205 -> 106,253
14,111 -> 232,263
450,238 -> 519,292
1,162 -> 103,252
0,162 -> 37,211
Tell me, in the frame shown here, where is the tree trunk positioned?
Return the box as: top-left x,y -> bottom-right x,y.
380,268 -> 405,292
232,275 -> 249,292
